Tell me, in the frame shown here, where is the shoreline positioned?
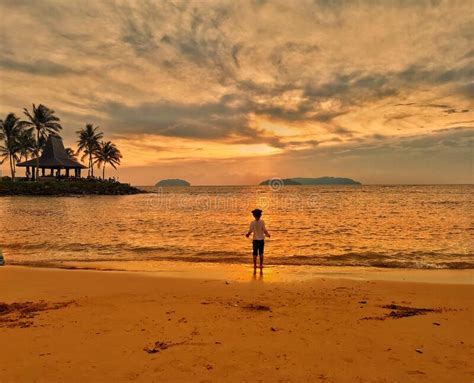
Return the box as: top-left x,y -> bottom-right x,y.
0,179 -> 146,196
4,261 -> 474,285
0,265 -> 472,382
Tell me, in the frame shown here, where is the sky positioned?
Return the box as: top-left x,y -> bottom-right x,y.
0,0 -> 472,185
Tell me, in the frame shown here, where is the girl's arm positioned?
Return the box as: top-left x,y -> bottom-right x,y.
245,222 -> 253,238
263,222 -> 270,238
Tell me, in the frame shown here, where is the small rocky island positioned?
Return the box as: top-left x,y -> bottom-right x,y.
259,177 -> 361,186
156,179 -> 191,187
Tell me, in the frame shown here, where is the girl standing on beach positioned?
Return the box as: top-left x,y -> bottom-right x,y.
245,209 -> 271,271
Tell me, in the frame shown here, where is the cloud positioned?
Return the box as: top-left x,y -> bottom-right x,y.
101,99 -> 288,148
0,58 -> 80,76
121,15 -> 158,55
0,0 -> 473,183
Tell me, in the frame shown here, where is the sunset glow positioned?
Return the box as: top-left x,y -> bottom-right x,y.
0,0 -> 472,185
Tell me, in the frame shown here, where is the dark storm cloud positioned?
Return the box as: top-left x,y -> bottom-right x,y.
314,0 -> 442,8
102,99 -> 285,148
231,44 -> 242,68
121,16 -> 158,55
444,109 -> 469,114
286,127 -> 473,160
0,58 -> 80,76
398,63 -> 474,86
269,41 -> 320,73
461,49 -> 474,60
456,83 -> 474,99
425,104 -> 451,108
115,1 -> 163,55
398,127 -> 473,150
103,100 -> 248,139
117,2 -> 240,83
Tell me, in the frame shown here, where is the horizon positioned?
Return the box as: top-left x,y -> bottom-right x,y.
1,1 -> 473,185
140,180 -> 474,187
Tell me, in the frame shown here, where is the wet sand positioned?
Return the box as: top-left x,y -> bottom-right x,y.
0,266 -> 473,382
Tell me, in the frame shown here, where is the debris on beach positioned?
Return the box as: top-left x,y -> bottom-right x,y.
415,349 -> 423,354
243,304 -> 271,312
382,304 -> 439,319
361,304 -> 440,321
0,300 -> 75,328
144,331 -> 207,354
143,341 -> 169,354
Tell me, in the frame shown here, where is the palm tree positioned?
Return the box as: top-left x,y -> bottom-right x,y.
17,128 -> 36,163
76,124 -> 103,177
94,141 -> 122,180
22,104 -> 62,179
65,147 -> 77,160
0,113 -> 23,181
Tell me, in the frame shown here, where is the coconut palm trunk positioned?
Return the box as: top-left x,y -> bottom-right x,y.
90,153 -> 94,177
9,153 -> 15,181
35,129 -> 40,180
102,163 -> 106,180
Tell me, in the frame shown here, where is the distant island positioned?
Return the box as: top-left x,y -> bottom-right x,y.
156,179 -> 191,187
259,178 -> 302,186
259,177 -> 361,186
291,177 -> 361,185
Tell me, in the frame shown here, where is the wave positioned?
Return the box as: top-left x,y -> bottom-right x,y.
3,241 -> 473,270
6,252 -> 474,270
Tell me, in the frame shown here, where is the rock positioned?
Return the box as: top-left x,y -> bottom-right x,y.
415,349 -> 423,354
144,341 -> 169,354
243,304 -> 271,311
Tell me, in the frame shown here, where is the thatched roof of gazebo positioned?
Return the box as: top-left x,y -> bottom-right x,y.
17,135 -> 86,169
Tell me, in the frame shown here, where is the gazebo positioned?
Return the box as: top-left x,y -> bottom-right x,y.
17,135 -> 87,180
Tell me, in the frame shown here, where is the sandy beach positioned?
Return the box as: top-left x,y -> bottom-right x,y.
0,265 -> 472,382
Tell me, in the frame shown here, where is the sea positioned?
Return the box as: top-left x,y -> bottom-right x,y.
0,185 -> 473,270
